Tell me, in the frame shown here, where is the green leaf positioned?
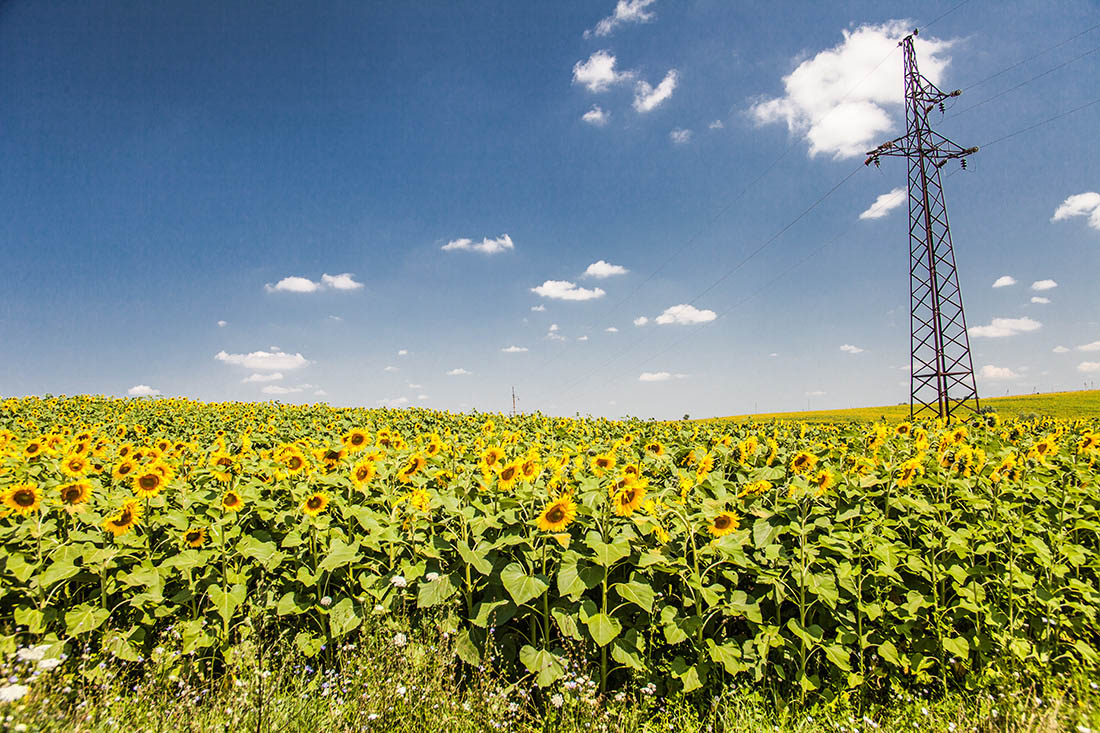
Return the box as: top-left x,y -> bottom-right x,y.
584,612 -> 622,647
877,639 -> 902,667
613,580 -> 655,614
295,631 -> 323,657
612,632 -> 647,672
237,535 -> 286,571
584,533 -> 630,567
328,598 -> 361,638
455,628 -> 481,665
786,618 -> 823,647
456,540 -> 492,576
500,562 -> 549,607
417,573 -> 458,608
707,640 -> 747,675
552,606 -> 582,641
670,657 -> 703,692
317,539 -> 361,573
276,591 -> 311,616
208,583 -> 246,625
181,619 -> 214,654
519,645 -> 565,687
470,598 -> 516,628
942,636 -> 969,659
65,604 -> 110,635
822,644 -> 852,671
37,560 -> 79,589
14,607 -> 47,634
752,518 -> 778,548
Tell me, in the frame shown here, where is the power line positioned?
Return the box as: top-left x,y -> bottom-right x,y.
960,21 -> 1100,93
979,95 -> 1100,148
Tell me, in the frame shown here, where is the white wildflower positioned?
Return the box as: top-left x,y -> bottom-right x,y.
551,693 -> 564,708
390,575 -> 407,588
0,684 -> 30,702
393,633 -> 407,647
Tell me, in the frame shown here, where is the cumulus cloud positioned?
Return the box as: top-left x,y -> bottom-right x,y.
531,280 -> 606,301
261,384 -> 314,395
669,128 -> 692,144
1031,279 -> 1057,291
639,371 -> 687,382
1052,192 -> 1100,230
992,275 -> 1017,288
501,345 -> 529,353
979,364 -> 1020,380
655,304 -> 717,325
446,368 -> 471,376
584,260 -> 629,278
398,349 -> 408,356
633,316 -> 649,326
633,69 -> 678,112
265,274 -> 363,293
215,348 -> 310,371
605,326 -> 619,333
1077,362 -> 1100,373
384,366 -> 399,372
127,385 -> 160,397
968,317 -> 1042,339
377,397 -> 409,408
586,0 -> 657,38
578,335 -> 589,341
1031,296 -> 1051,304
1078,341 -> 1100,352
217,320 -> 228,328
242,372 -> 284,383
1052,345 -> 1069,353
572,51 -> 633,92
531,305 -> 546,312
314,389 -> 327,397
859,187 -> 906,220
417,394 -> 429,400
750,21 -> 952,158
441,234 -> 514,254
840,344 -> 864,354
709,120 -> 724,130
549,324 -> 560,332
582,105 -> 610,126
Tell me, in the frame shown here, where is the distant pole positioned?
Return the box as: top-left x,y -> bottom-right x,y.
512,386 -> 516,417
865,30 -> 980,420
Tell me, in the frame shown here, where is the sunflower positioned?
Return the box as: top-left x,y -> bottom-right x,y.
58,480 -> 92,506
60,452 -> 89,477
301,492 -> 330,517
738,479 -> 773,498
402,488 -> 431,513
116,443 -> 135,459
480,446 -> 504,472
590,452 -> 616,477
350,458 -> 377,488
155,439 -> 172,453
612,482 -> 647,517
279,447 -> 310,475
208,452 -> 235,482
810,468 -> 835,495
131,469 -> 165,499
643,441 -> 665,457
497,461 -> 521,491
112,459 -> 138,481
397,454 -> 427,483
317,446 -> 346,470
896,457 -> 924,487
425,434 -> 443,457
2,483 -> 42,516
708,511 -> 740,538
104,500 -> 143,537
221,490 -> 244,512
343,428 -> 371,453
895,422 -> 913,437
695,452 -> 716,479
789,451 -> 818,475
23,440 -> 45,459
536,495 -> 577,532
520,457 -> 540,481
184,527 -> 207,548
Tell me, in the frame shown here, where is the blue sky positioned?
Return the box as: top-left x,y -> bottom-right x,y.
2,0 -> 1099,418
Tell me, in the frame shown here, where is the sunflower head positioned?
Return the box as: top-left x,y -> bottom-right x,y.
104,500 -> 143,537
612,483 -> 646,517
708,511 -> 740,538
3,483 -> 42,516
536,496 -> 577,532
184,527 -> 207,548
644,441 -> 665,457
133,470 -> 165,499
351,458 -> 377,488
58,480 -> 92,506
343,428 -> 370,452
221,490 -> 244,512
301,492 -> 330,517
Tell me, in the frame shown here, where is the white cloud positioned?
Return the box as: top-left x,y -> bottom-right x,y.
708,120 -> 724,130
398,349 -> 408,356
501,345 -> 529,353
1031,279 -> 1057,291
633,316 -> 649,326
769,352 -> 778,358
1053,346 -> 1070,354
531,305 -> 546,312
750,22 -> 952,159
1078,341 -> 1100,352
549,323 -> 560,332
968,317 -> 1042,339
262,384 -> 305,395
584,260 -> 629,278
859,187 -> 906,220
572,51 -> 633,92
1030,296 -> 1051,304
127,385 -> 160,397
578,335 -> 589,341
314,389 -> 327,396
265,273 -> 363,293
655,304 -> 717,325
408,383 -> 423,389
446,368 -> 471,376
242,372 -> 284,383
217,320 -> 228,328
992,275 -> 1017,288
805,390 -> 826,397
586,0 -> 657,38
417,394 -> 429,400
441,234 -> 514,254
669,128 -> 692,144
1052,192 -> 1100,230
327,315 -> 343,322
979,364 -> 1020,380
1077,362 -> 1100,373
265,276 -> 320,293
531,280 -> 606,301
839,344 -> 864,354
605,326 -> 619,333
582,105 -> 610,126
633,69 -> 678,113
215,349 -> 310,371
377,397 -> 409,408
384,366 -> 399,372
639,371 -> 687,382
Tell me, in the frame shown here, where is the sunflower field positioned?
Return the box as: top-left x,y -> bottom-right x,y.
1,395 -> 1098,699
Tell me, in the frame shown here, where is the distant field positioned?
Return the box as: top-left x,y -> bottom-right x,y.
718,388 -> 1100,422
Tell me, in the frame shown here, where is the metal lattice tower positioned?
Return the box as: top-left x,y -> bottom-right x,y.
865,30 -> 980,420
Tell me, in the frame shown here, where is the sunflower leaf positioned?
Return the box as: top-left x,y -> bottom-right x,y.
500,562 -> 548,607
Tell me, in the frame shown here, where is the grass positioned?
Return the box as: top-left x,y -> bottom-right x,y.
716,389 -> 1100,423
2,620 -> 1098,732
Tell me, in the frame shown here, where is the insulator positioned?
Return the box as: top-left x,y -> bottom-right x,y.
938,102 -> 945,114
874,159 -> 881,168
961,159 -> 967,170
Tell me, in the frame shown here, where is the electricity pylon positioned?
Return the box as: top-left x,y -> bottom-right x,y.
865,30 -> 980,420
